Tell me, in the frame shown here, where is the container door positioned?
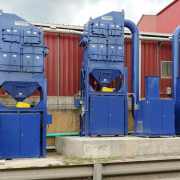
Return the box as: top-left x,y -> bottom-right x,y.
142,100 -> 161,135
109,96 -> 125,133
90,95 -> 109,135
90,95 -> 126,135
161,100 -> 175,135
20,113 -> 41,157
0,114 -> 20,158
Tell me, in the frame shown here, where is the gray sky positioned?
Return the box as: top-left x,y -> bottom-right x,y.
0,0 -> 173,25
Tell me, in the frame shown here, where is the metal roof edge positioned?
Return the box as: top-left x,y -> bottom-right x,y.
137,14 -> 157,26
32,21 -> 83,31
157,0 -> 178,15
33,22 -> 171,41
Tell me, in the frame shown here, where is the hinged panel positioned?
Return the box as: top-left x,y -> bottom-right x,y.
0,114 -> 20,158
22,46 -> 44,72
2,27 -> 21,43
20,113 -> 41,157
23,28 -> 41,44
0,43 -> 21,71
90,95 -> 126,135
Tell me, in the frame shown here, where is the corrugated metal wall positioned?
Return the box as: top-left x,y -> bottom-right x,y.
124,39 -> 132,93
141,41 -> 172,97
44,31 -> 172,97
141,40 -> 159,97
59,34 -> 82,96
44,32 -> 82,97
44,32 -> 59,96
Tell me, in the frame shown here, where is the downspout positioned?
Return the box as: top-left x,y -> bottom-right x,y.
124,20 -> 139,107
172,26 -> 180,99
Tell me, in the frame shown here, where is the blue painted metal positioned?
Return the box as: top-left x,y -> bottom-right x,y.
0,12 -> 51,159
0,113 -> 41,158
89,95 -> 127,135
77,11 -> 139,136
172,26 -> 180,134
145,77 -> 160,99
135,76 -> 175,136
124,20 -> 139,105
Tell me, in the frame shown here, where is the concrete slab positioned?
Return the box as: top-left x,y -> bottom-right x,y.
56,136 -> 180,159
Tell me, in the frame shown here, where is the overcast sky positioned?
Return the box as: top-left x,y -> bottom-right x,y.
0,0 -> 173,25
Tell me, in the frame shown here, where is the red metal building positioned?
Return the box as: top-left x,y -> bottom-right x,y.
138,0 -> 180,33
39,23 -> 172,98
43,31 -> 82,97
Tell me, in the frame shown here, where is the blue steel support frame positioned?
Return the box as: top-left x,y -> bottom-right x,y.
0,72 -> 50,158
172,26 -> 180,99
0,12 -> 51,158
172,26 -> 180,134
78,11 -> 139,136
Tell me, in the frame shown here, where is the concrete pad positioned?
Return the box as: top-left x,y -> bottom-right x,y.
56,136 -> 180,159
0,160 -> 5,165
